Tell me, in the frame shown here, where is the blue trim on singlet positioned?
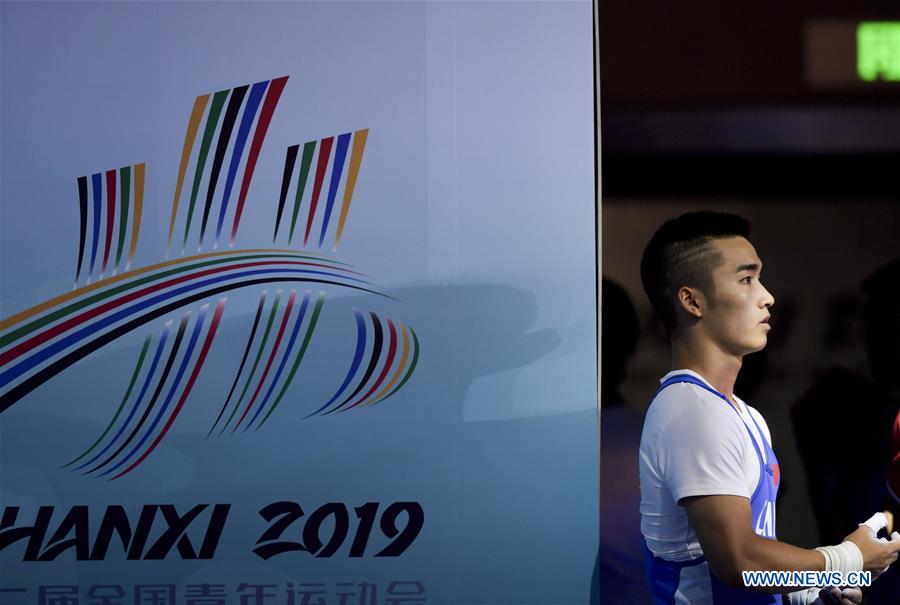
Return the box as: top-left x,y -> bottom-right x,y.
643,374 -> 782,605
654,375 -> 773,501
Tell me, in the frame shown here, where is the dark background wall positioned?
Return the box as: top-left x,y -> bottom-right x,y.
598,0 -> 900,549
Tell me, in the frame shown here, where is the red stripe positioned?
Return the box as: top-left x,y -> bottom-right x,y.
102,170 -> 116,273
0,259 -> 344,366
233,290 -> 297,430
343,318 -> 397,411
303,136 -> 334,246
230,76 -> 289,243
112,299 -> 226,479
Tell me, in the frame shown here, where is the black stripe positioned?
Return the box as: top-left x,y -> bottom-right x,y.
76,176 -> 88,281
200,85 -> 249,242
207,291 -> 266,437
274,145 -> 300,241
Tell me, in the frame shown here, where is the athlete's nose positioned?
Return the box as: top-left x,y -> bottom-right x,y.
760,282 -> 775,309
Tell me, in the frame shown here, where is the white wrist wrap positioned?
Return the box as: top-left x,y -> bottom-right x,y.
815,541 -> 864,575
787,587 -> 819,605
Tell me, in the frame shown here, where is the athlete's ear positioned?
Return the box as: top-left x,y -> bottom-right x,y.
677,286 -> 704,319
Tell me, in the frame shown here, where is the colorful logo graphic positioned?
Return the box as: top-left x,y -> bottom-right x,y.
0,75 -> 419,479
75,164 -> 146,284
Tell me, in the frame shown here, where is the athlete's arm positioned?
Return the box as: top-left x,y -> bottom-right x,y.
682,495 -> 900,592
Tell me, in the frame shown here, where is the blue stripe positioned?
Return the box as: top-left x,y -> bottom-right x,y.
73,324 -> 171,472
245,292 -> 311,431
100,306 -> 208,476
215,80 -> 269,240
305,309 -> 366,417
89,173 -> 102,274
318,132 -> 351,247
1,268 -> 366,388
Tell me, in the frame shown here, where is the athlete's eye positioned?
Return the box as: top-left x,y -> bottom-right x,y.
741,276 -> 753,284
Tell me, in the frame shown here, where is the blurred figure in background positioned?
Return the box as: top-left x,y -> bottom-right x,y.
793,258 -> 900,604
597,277 -> 653,604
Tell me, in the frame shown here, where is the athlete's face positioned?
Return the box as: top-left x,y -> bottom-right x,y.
702,236 -> 775,356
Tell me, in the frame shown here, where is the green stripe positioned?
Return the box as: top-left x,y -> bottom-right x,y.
257,291 -> 325,429
221,292 -> 282,435
184,89 -> 230,247
0,252 -> 357,349
115,166 -> 131,268
60,333 -> 152,468
373,326 -> 419,405
288,140 -> 317,244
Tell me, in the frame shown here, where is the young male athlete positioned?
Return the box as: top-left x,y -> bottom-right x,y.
637,212 -> 900,605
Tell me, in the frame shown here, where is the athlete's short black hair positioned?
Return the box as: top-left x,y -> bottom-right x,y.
640,211 -> 751,332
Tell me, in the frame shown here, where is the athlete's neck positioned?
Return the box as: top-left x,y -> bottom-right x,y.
670,334 -> 743,400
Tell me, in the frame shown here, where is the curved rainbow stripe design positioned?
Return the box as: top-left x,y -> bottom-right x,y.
307,309 -> 419,417
273,129 -> 368,250
75,163 -> 145,285
60,299 -> 226,480
168,77 -> 289,252
0,249 -> 380,411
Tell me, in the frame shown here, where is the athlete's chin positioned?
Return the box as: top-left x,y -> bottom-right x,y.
738,336 -> 769,356
746,337 -> 768,354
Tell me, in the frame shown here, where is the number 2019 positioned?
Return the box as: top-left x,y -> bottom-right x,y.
252,501 -> 424,559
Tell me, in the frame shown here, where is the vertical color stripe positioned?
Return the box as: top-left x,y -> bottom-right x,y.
113,299 -> 226,479
102,169 -> 116,274
208,290 -> 267,437
303,136 -> 334,246
333,128 -> 369,250
318,132 -> 351,247
184,89 -> 230,248
169,94 -> 210,249
366,321 -> 410,406
328,311 -> 383,414
222,290 -> 281,434
216,80 -> 268,242
76,176 -> 88,282
61,334 -> 152,468
230,75 -> 289,244
129,163 -> 144,267
289,141 -> 317,244
251,291 -> 311,430
85,312 -> 190,475
258,291 -> 324,428
342,317 -> 397,411
115,166 -> 131,270
89,173 -> 102,275
235,290 -> 298,431
274,145 -> 299,241
305,308 -> 366,417
201,85 -> 249,245
73,320 -> 173,472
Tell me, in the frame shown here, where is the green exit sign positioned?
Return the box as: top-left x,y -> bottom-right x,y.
858,22 -> 900,81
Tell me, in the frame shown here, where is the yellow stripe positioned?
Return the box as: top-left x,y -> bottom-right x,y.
128,163 -> 145,266
0,248 -> 314,331
365,320 -> 409,406
168,94 -> 210,248
332,128 -> 368,250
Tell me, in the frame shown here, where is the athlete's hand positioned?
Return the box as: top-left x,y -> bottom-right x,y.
843,525 -> 900,577
816,586 -> 862,605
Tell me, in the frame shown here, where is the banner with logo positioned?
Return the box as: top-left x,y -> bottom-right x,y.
0,2 -> 597,603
